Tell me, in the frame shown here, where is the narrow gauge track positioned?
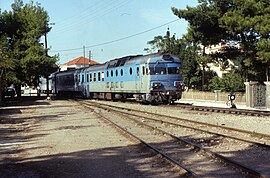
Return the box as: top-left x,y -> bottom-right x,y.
79,100 -> 270,177
174,103 -> 270,117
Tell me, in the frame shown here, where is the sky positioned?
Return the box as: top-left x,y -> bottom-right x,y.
0,0 -> 198,64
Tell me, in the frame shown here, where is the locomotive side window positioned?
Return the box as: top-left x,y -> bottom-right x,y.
90,73 -> 92,82
120,69 -> 123,76
102,72 -> 104,81
98,72 -> 101,81
129,67 -> 132,75
94,73 -> 96,82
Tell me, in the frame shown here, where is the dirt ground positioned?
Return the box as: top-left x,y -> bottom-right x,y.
0,98 -> 182,178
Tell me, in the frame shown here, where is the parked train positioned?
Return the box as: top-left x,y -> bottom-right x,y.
49,52 -> 183,104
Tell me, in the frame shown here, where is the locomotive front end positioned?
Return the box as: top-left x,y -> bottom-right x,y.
146,54 -> 183,104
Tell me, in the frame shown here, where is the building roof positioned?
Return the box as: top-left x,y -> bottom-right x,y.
64,56 -> 99,65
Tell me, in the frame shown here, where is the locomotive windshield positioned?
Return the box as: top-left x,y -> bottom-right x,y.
168,67 -> 181,74
149,66 -> 181,75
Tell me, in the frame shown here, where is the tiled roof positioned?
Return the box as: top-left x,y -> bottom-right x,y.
64,56 -> 99,65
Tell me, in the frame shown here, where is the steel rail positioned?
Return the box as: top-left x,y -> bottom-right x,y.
84,100 -> 270,143
82,101 -> 267,178
81,102 -> 199,178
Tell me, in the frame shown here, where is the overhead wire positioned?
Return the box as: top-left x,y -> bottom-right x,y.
52,0 -> 132,34
50,18 -> 180,53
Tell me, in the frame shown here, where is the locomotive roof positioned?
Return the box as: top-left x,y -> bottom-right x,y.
82,52 -> 180,72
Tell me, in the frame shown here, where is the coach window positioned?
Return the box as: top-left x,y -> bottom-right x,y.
106,71 -> 109,77
120,69 -> 123,76
116,70 -> 118,77
111,70 -> 113,77
98,72 -> 101,81
129,67 -> 132,75
101,72 -> 104,81
90,73 -> 92,82
136,67 -> 139,76
146,68 -> 149,75
86,74 -> 88,82
81,74 -> 84,83
142,66 -> 145,75
94,73 -> 96,82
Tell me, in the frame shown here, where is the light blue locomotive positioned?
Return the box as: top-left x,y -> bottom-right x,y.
51,52 -> 183,104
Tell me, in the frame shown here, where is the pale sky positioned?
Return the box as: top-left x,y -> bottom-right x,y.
1,0 -> 198,64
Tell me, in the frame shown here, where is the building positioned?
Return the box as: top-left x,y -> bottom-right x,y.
199,42 -> 240,77
60,56 -> 99,71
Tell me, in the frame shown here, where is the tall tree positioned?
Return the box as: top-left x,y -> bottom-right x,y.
172,0 -> 270,83
0,0 -> 58,97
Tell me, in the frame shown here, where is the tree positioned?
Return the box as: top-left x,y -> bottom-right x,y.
172,0 -> 270,83
0,0 -> 58,98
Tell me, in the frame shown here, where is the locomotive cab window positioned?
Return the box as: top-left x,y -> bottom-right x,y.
168,67 -> 181,74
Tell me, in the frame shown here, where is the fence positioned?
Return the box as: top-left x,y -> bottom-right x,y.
181,91 -> 246,103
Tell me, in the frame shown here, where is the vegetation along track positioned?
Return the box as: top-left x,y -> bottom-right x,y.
78,100 -> 270,177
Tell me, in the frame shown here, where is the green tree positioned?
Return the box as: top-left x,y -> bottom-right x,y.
172,0 -> 270,83
0,0 -> 58,97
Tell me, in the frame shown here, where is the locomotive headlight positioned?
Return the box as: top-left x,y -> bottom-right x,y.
152,82 -> 161,88
174,81 -> 182,88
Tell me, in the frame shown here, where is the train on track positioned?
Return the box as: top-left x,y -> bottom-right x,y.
48,52 -> 183,104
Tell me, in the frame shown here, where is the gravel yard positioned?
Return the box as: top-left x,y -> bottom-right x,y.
0,99 -> 182,178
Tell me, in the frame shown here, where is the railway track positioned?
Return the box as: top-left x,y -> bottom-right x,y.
78,100 -> 270,177
174,103 -> 270,116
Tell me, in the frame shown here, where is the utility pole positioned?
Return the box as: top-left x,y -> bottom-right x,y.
83,45 -> 86,67
88,50 -> 92,66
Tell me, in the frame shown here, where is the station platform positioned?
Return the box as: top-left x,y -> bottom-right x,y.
176,99 -> 269,111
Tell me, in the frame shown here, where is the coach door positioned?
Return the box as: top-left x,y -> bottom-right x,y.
135,65 -> 141,92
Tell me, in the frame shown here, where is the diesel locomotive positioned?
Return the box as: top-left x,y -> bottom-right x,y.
50,52 -> 183,104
